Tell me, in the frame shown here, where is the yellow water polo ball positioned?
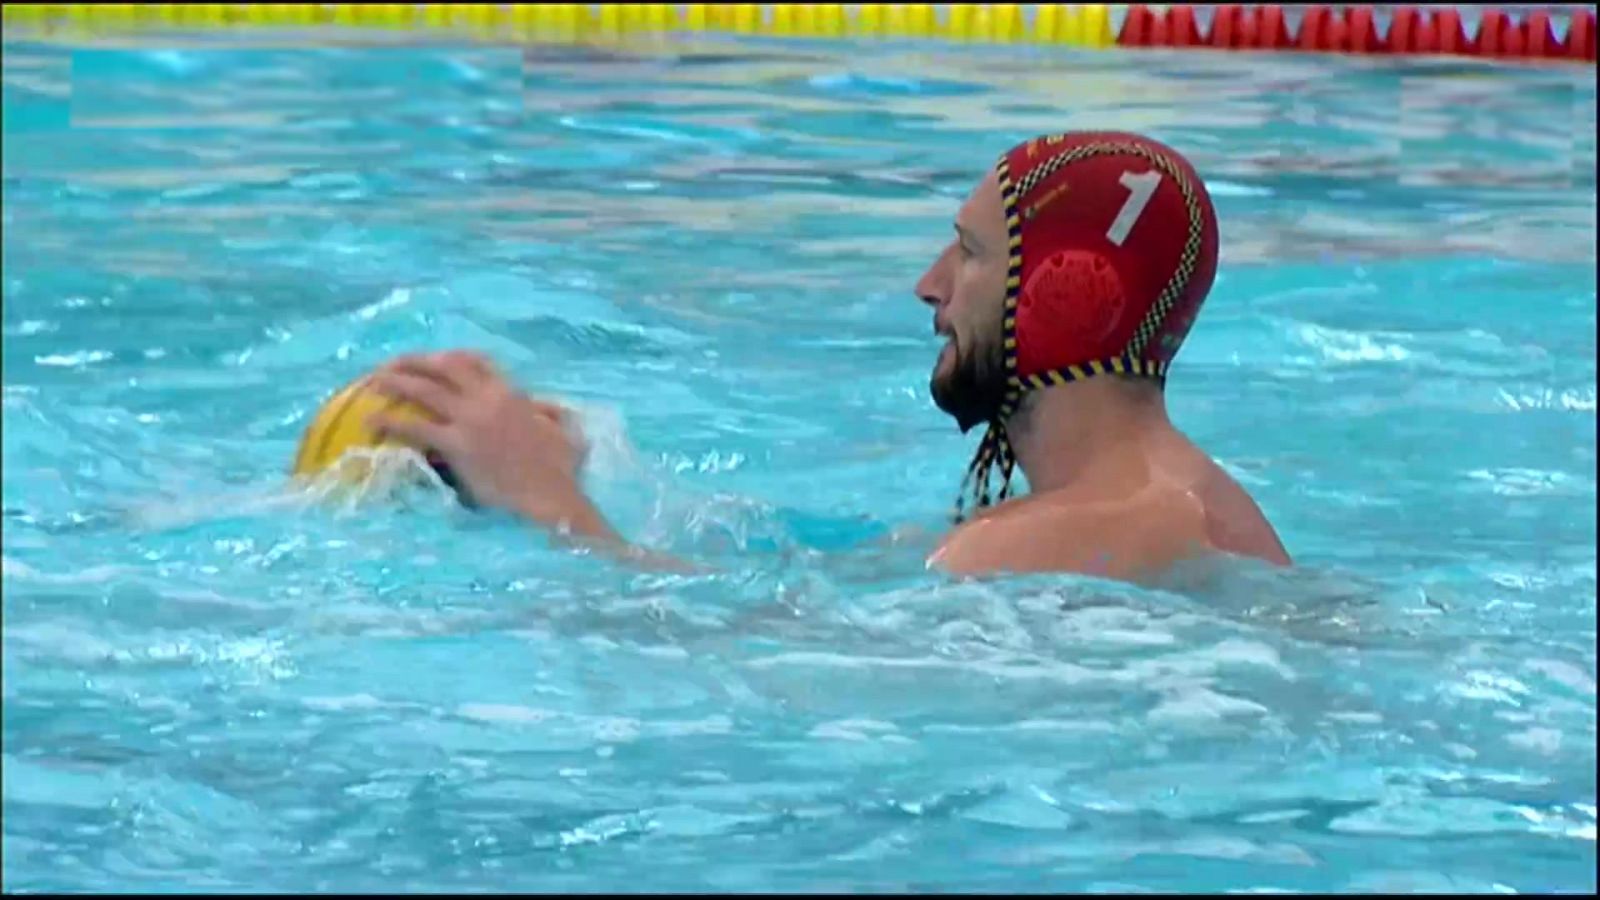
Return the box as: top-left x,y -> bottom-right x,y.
290,375 -> 438,482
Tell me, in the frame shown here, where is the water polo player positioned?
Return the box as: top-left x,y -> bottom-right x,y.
359,131 -> 1291,582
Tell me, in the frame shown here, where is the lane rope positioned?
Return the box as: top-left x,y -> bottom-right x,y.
1,5 -> 1593,62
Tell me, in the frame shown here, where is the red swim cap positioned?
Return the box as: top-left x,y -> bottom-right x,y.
956,131 -> 1219,519
1002,131 -> 1218,391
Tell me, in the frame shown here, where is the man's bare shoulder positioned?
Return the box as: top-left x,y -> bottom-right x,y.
929,455 -> 1293,581
1192,463 -> 1293,567
929,485 -> 1212,582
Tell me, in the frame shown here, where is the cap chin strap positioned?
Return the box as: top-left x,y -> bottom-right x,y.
953,151 -> 1028,526
952,355 -> 1170,524
953,415 -> 1018,524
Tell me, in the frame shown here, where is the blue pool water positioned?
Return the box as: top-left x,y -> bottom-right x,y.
3,30 -> 1596,893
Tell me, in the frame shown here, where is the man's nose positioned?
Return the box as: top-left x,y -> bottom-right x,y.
914,249 -> 952,308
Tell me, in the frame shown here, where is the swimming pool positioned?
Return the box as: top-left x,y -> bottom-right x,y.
3,30 -> 1595,893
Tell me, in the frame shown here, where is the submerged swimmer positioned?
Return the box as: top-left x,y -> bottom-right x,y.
363,131 -> 1291,583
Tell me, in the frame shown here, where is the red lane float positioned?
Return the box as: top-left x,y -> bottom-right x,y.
1116,5 -> 1598,62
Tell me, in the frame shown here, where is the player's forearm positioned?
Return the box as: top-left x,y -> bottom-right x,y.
511,487 -> 695,573
511,482 -> 615,540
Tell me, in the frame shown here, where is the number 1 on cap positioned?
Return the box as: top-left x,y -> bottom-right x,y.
1108,170 -> 1160,247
